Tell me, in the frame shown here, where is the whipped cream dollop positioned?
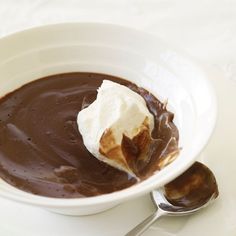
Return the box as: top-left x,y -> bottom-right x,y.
77,80 -> 154,176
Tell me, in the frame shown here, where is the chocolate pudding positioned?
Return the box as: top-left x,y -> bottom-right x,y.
0,73 -> 179,198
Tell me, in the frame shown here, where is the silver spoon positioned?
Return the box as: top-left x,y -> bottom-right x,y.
125,161 -> 219,236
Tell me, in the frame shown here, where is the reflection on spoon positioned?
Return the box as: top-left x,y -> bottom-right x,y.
125,162 -> 219,236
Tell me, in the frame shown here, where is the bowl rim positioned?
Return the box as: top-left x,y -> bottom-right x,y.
0,22 -> 217,208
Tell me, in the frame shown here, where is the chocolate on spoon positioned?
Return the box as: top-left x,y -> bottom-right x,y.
164,161 -> 219,210
125,162 -> 219,236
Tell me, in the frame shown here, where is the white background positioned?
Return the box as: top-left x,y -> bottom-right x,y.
0,1 -> 235,235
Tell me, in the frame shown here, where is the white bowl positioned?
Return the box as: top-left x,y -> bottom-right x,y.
0,23 -> 217,215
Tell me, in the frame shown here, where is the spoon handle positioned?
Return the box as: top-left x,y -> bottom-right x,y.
125,209 -> 165,236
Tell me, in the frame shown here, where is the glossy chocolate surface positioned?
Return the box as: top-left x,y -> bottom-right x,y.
0,73 -> 178,198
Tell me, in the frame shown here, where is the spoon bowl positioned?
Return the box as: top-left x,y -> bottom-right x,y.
125,162 -> 219,236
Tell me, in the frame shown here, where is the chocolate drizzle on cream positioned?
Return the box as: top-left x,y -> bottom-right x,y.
99,117 -> 152,177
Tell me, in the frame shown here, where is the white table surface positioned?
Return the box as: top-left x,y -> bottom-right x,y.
0,1 -> 236,235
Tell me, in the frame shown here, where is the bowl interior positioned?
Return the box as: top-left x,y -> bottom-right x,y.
0,23 -> 216,206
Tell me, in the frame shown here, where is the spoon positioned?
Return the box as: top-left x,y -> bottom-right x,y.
125,161 -> 219,236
